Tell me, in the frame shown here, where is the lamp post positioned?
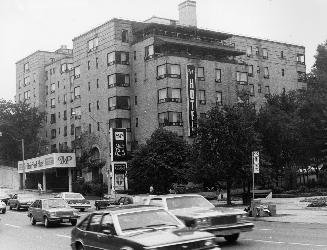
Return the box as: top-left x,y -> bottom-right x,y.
0,132 -> 25,190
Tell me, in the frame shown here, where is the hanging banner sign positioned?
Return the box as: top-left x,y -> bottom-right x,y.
112,162 -> 127,191
186,65 -> 197,137
110,128 -> 128,161
252,151 -> 260,174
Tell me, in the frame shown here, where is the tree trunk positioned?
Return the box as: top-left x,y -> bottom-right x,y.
226,179 -> 232,206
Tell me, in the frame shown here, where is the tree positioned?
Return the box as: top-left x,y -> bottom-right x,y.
311,40 -> 327,86
0,99 -> 44,163
128,129 -> 192,194
192,104 -> 260,205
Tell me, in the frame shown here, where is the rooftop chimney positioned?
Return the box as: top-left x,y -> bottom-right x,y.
178,0 -> 197,27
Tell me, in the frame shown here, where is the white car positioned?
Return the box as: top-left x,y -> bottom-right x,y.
54,192 -> 91,212
0,200 -> 6,214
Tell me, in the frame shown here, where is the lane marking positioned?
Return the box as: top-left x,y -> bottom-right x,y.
56,234 -> 71,239
258,228 -> 272,231
243,238 -> 327,247
5,223 -> 21,228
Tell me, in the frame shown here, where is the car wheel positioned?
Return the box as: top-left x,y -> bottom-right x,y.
9,204 -> 12,210
30,215 -> 36,225
76,243 -> 85,250
2,208 -> 6,214
44,217 -> 50,228
71,219 -> 77,226
80,208 -> 85,212
224,233 -> 240,243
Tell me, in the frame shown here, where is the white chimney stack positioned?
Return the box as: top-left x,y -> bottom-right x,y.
178,0 -> 197,27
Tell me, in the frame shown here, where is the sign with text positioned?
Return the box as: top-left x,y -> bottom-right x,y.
113,162 -> 127,191
110,128 -> 128,161
18,153 -> 76,173
186,65 -> 197,137
252,151 -> 260,174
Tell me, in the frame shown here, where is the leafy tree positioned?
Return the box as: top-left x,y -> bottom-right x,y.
311,40 -> 327,86
192,104 -> 260,205
128,129 -> 192,194
0,99 -> 44,163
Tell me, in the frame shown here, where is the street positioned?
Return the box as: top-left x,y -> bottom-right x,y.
1,209 -> 327,250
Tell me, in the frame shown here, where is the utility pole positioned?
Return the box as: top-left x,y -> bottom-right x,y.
22,138 -> 25,190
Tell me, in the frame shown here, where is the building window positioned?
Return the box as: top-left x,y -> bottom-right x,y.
24,91 -> 31,100
198,90 -> 206,105
64,126 -> 67,137
88,124 -> 92,134
63,94 -> 67,104
264,67 -> 269,79
87,60 -> 91,70
19,80 -> 22,89
258,84 -> 262,93
135,96 -> 137,105
71,124 -> 74,135
63,110 -> 67,120
215,69 -> 221,83
157,63 -> 181,79
109,118 -> 131,131
97,122 -> 100,131
236,72 -> 248,84
107,51 -> 129,66
158,88 -> 181,103
74,86 -> 80,99
249,84 -> 254,96
61,63 -> 73,73
134,51 -> 136,60
145,45 -> 154,60
50,98 -> 55,108
50,83 -> 55,93
248,65 -> 253,77
96,79 -> 99,88
246,46 -> 252,57
255,47 -> 259,55
74,66 -> 80,79
24,62 -> 29,73
51,129 -> 56,139
262,48 -> 268,59
108,96 -> 130,111
24,76 -> 30,86
282,87 -> 286,94
134,73 -> 137,83
96,57 -> 99,69
88,103 -> 91,112
297,53 -> 305,65
282,69 -> 285,77
122,29 -> 129,43
136,118 -> 138,127
158,112 -> 183,127
88,82 -> 90,91
297,71 -> 306,82
216,91 -> 222,105
257,66 -> 260,74
50,114 -> 56,124
88,37 -> 98,52
197,67 -> 205,80
97,100 -> 100,110
265,86 -> 270,95
108,73 -> 130,88
281,51 -> 284,59
75,126 -> 81,138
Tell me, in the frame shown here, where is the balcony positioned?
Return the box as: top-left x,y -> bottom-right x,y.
159,121 -> 183,127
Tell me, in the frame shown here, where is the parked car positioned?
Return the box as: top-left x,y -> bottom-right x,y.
55,192 -> 91,212
94,194 -> 148,210
144,194 -> 254,242
8,193 -> 36,210
0,200 -> 6,213
0,188 -> 11,205
71,205 -> 220,250
28,198 -> 80,227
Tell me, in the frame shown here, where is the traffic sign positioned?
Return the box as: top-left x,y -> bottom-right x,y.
252,151 -> 259,174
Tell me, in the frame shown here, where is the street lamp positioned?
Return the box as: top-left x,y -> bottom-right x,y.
0,132 -> 25,190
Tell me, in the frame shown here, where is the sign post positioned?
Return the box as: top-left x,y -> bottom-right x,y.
252,151 -> 259,201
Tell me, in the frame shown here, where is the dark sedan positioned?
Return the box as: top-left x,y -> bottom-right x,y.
28,198 -> 80,227
71,205 -> 220,250
8,193 -> 36,210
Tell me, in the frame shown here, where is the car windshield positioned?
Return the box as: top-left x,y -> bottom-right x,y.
118,209 -> 181,232
166,196 -> 215,210
65,193 -> 84,199
44,199 -> 69,208
18,194 -> 35,199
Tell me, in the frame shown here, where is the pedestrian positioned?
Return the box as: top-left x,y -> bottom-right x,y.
149,185 -> 154,194
38,182 -> 42,195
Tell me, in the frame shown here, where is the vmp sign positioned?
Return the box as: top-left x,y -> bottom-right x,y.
186,65 -> 197,137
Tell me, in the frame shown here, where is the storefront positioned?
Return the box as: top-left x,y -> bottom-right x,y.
18,153 -> 76,192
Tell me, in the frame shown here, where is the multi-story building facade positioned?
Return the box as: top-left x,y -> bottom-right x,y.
16,0 -> 306,184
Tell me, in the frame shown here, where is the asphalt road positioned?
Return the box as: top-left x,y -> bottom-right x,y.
1,209 -> 327,250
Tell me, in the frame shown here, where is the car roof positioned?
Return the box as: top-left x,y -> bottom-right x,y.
148,194 -> 202,198
93,205 -> 163,215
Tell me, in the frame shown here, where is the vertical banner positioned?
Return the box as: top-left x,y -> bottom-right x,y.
186,65 -> 197,137
110,128 -> 128,161
252,151 -> 260,174
113,162 -> 127,191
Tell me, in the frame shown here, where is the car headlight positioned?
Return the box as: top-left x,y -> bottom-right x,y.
195,217 -> 210,226
120,247 -> 134,250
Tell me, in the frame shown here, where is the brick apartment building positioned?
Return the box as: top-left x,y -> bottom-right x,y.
15,0 -> 306,184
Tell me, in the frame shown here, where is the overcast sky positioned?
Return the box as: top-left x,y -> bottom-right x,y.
1,0 -> 326,101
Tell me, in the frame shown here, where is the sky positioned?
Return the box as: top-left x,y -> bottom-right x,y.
1,0 -> 327,101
